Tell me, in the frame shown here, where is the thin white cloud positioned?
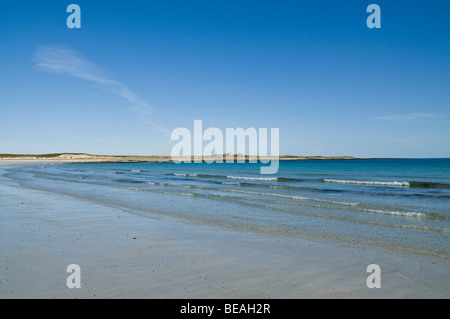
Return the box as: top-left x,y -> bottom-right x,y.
372,113 -> 442,121
33,45 -> 168,133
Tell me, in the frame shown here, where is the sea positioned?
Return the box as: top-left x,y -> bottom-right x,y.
3,158 -> 450,258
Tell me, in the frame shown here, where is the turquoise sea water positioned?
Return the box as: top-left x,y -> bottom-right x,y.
4,159 -> 450,258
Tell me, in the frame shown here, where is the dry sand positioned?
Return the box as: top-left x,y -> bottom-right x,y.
0,162 -> 449,299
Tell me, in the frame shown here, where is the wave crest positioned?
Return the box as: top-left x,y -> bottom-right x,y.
227,175 -> 278,181
324,179 -> 410,187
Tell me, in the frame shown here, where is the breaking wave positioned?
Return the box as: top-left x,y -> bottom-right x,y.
323,179 -> 410,187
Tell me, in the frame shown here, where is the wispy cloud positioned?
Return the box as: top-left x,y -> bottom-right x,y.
372,113 -> 442,121
33,44 -> 168,133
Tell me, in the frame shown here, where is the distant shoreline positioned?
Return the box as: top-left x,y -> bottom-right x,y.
1,153 -> 447,165
0,153 -> 360,164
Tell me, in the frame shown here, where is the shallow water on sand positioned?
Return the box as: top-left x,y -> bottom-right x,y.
4,159 -> 450,258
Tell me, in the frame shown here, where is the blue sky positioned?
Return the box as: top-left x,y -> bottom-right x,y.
1,0 -> 449,157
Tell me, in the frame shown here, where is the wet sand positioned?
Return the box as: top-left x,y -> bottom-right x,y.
1,163 -> 449,299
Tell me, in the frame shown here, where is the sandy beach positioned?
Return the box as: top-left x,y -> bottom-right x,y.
1,161 -> 449,299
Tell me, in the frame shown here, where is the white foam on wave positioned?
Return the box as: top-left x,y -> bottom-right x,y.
173,173 -> 198,177
221,181 -> 241,185
222,189 -> 359,206
131,169 -> 142,173
86,170 -> 110,174
363,208 -> 426,218
324,179 -> 410,187
227,176 -> 278,181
